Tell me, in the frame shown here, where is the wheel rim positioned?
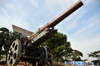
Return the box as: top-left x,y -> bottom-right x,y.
6,39 -> 22,66
38,46 -> 48,66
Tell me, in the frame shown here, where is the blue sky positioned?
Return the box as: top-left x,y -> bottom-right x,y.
0,0 -> 100,60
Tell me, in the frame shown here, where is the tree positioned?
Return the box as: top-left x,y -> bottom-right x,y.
69,49 -> 83,61
0,27 -> 20,58
88,50 -> 100,61
0,27 -> 9,51
0,27 -> 9,32
44,32 -> 72,60
64,41 -> 73,59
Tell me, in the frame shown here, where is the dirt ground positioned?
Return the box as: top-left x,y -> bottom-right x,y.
0,63 -> 66,66
0,65 -> 64,66
53,64 -> 64,66
0,61 -> 65,66
0,64 -> 65,66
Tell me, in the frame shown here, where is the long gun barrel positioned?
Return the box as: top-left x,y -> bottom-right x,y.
29,0 -> 83,40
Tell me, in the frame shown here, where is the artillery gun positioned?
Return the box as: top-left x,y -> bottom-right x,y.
6,0 -> 83,66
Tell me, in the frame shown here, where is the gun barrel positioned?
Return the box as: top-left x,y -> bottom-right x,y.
39,0 -> 83,32
29,0 -> 83,40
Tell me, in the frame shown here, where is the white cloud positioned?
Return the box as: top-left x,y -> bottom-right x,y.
45,0 -> 78,9
44,0 -> 79,16
0,0 -> 100,60
0,15 -> 29,31
65,11 -> 85,30
30,0 -> 39,8
67,12 -> 100,60
69,34 -> 100,60
0,0 -> 30,31
82,0 -> 95,5
70,13 -> 100,38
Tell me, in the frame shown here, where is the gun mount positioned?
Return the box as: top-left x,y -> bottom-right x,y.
6,0 -> 83,66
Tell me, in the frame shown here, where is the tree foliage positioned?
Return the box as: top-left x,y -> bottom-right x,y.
64,42 -> 73,58
0,27 -> 83,61
0,27 -> 20,56
44,32 -> 72,59
88,50 -> 100,60
70,49 -> 83,61
44,32 -> 83,61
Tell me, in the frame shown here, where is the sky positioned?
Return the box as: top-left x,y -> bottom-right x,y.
0,0 -> 100,60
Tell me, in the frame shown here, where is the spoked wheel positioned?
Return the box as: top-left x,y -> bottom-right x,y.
37,46 -> 48,66
6,39 -> 22,66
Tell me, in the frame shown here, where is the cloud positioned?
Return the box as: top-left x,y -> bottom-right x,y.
0,0 -> 100,60
83,0 -> 95,5
70,13 -> 100,38
69,34 -> 100,60
30,0 -> 39,8
0,0 -> 30,31
45,0 -> 78,9
44,0 -> 79,16
65,11 -> 85,30
0,15 -> 29,31
56,0 -> 100,60
67,12 -> 100,60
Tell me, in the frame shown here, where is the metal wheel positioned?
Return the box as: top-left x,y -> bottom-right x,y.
6,39 -> 22,66
38,46 -> 48,66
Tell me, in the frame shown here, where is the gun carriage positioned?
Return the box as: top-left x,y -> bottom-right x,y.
6,0 -> 83,66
